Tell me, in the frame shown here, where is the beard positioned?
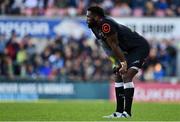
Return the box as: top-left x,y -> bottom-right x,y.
87,23 -> 94,28
87,20 -> 97,28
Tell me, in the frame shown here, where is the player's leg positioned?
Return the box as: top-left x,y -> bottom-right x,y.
122,68 -> 138,117
110,57 -> 125,114
103,67 -> 124,118
114,74 -> 124,113
122,47 -> 149,117
104,67 -> 137,118
114,73 -> 124,113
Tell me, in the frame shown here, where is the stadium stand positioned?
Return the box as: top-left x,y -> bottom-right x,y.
0,0 -> 178,82
0,0 -> 180,17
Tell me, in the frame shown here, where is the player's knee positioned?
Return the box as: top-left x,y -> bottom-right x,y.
114,74 -> 123,83
122,75 -> 133,83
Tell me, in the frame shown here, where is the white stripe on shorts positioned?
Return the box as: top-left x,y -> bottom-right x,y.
130,66 -> 139,71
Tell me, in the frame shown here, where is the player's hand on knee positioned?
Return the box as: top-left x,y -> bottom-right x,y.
113,66 -> 121,75
119,61 -> 127,75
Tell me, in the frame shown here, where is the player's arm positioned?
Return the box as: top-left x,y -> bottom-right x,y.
106,33 -> 125,62
100,21 -> 127,74
105,33 -> 127,74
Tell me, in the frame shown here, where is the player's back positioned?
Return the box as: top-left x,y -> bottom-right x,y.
103,17 -> 150,52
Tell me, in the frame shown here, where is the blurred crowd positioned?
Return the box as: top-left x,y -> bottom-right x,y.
0,31 -> 111,82
0,30 -> 177,82
0,0 -> 180,17
141,38 -> 177,81
0,0 -> 178,82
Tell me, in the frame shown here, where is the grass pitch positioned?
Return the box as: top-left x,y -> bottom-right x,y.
0,100 -> 180,121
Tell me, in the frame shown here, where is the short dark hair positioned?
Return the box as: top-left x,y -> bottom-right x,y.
87,6 -> 105,17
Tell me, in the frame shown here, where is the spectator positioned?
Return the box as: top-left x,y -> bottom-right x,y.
111,1 -> 132,17
0,0 -> 179,82
1,0 -> 180,17
145,0 -> 155,16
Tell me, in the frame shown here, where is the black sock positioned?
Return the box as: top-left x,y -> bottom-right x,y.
115,83 -> 124,113
124,88 -> 134,116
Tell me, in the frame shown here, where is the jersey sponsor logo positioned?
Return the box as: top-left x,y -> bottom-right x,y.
102,23 -> 111,33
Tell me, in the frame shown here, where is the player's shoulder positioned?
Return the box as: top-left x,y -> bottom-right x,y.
100,17 -> 115,26
99,17 -> 116,34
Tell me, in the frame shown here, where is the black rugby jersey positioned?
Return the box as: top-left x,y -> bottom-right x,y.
90,17 -> 149,56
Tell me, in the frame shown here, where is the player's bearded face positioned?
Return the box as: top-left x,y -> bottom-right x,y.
87,18 -> 96,27
86,11 -> 97,28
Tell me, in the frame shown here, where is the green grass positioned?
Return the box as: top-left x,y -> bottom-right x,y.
0,100 -> 180,121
